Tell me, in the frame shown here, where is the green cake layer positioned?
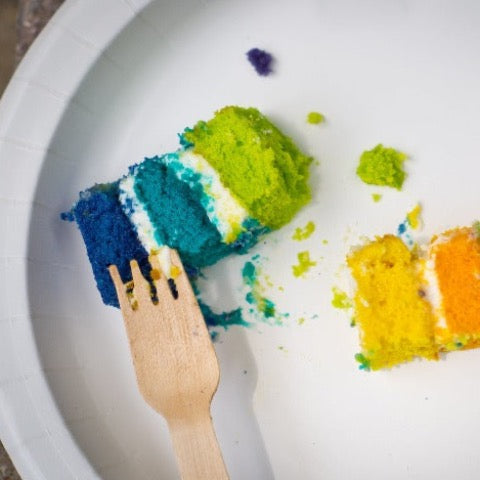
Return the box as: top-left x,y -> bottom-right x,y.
183,106 -> 313,229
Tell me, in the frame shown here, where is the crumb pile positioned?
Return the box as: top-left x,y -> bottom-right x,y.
356,144 -> 407,190
64,106 -> 312,312
347,225 -> 480,370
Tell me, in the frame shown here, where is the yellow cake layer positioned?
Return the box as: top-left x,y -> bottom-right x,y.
347,235 -> 438,370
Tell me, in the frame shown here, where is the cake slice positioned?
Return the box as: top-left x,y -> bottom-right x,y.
64,106 -> 312,308
346,225 -> 480,370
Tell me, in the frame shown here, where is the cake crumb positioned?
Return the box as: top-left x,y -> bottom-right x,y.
242,258 -> 288,324
292,221 -> 316,241
356,144 -> 407,190
292,251 -> 317,278
307,111 -> 325,124
246,48 -> 274,76
406,203 -> 422,230
331,287 -> 352,309
372,193 -> 382,202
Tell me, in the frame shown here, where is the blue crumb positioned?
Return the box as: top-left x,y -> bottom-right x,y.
199,300 -> 250,329
246,48 -> 274,76
60,211 -> 74,221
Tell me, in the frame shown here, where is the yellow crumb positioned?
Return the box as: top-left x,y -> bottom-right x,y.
406,203 -> 422,230
170,265 -> 181,279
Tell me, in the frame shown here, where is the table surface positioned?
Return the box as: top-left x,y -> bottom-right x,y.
0,3 -> 65,478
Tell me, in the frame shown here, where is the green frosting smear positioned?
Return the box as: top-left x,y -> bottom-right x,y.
356,144 -> 407,190
183,106 -> 312,229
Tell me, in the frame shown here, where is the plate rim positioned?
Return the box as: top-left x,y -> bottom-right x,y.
0,0 -> 152,477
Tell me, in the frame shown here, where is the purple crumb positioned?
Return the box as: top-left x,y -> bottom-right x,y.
246,48 -> 273,76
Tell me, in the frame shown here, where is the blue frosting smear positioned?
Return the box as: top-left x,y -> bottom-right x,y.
198,300 -> 250,329
69,182 -> 150,307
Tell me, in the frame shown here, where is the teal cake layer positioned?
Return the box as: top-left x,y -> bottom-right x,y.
119,155 -> 266,268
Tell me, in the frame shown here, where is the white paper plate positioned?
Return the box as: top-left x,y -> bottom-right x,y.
2,0 -> 480,478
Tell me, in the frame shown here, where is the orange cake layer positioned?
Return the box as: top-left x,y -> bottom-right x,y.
430,227 -> 480,351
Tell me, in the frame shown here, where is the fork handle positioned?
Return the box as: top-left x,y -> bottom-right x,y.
168,409 -> 229,480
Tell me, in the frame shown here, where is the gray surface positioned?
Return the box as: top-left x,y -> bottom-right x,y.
0,441 -> 20,480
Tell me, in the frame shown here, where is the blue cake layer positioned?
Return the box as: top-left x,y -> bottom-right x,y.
66,182 -> 150,307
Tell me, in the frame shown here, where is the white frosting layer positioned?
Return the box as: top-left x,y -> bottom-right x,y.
119,175 -> 159,253
166,150 -> 249,243
119,175 -> 171,275
422,253 -> 446,329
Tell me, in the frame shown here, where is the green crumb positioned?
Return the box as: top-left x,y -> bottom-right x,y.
354,353 -> 371,371
331,287 -> 353,309
307,111 -> 325,125
322,239 -> 328,245
259,297 -> 276,318
241,258 -> 286,325
184,106 -> 312,229
372,193 -> 382,202
356,144 -> 407,190
292,221 -> 316,241
292,251 -> 317,278
473,221 -> 480,239
298,317 -> 306,325
350,318 -> 356,327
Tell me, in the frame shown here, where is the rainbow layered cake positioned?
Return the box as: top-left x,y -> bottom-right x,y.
347,225 -> 480,370
63,106 -> 312,308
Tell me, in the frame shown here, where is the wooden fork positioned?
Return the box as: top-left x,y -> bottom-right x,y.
108,249 -> 229,480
